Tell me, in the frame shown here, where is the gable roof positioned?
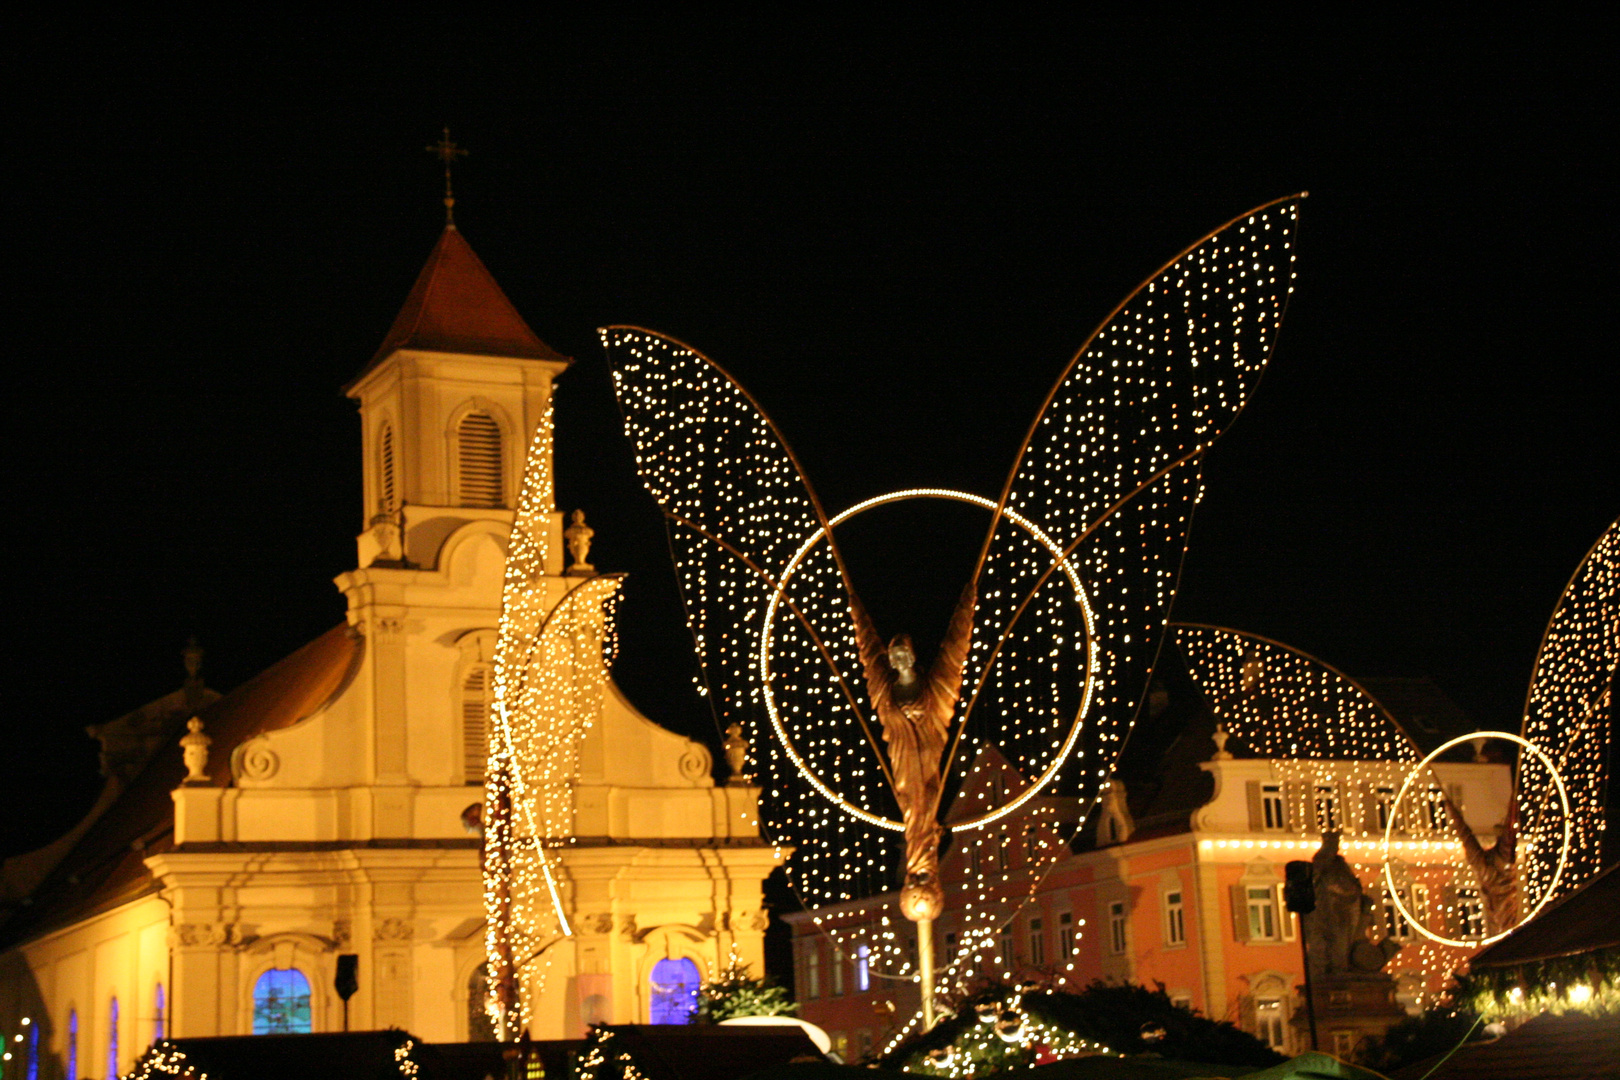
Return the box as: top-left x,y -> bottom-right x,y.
0,624 -> 362,948
347,225 -> 570,390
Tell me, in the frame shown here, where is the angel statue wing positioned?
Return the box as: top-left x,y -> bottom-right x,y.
1517,516 -> 1619,901
597,328 -> 899,915
952,196 -> 1307,813
1171,624 -> 1421,764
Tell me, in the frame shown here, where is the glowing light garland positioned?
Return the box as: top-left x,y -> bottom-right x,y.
599,196 -> 1303,1002
483,400 -> 626,1038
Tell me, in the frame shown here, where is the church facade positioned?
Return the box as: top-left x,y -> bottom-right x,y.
0,223 -> 781,1077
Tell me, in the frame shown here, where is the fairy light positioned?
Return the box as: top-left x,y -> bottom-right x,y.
599,196 -> 1304,1003
482,400 -> 626,1038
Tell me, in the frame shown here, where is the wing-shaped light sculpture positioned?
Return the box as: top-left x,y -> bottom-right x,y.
601,195 -> 1304,1025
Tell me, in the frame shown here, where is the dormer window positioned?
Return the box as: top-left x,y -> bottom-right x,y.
457,410 -> 505,508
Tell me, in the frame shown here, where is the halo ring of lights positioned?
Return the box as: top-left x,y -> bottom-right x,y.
759,486 -> 1098,832
1381,730 -> 1571,948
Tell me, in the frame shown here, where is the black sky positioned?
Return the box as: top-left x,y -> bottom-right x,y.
3,13 -> 1614,857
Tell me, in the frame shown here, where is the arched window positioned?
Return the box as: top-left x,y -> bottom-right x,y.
467,964 -> 496,1042
106,997 -> 118,1080
462,664 -> 492,784
67,1009 -> 77,1080
154,982 -> 166,1042
252,969 -> 313,1034
456,410 -> 504,508
648,957 -> 700,1024
378,421 -> 398,516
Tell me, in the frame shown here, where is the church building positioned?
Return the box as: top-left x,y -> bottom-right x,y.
0,220 -> 782,1078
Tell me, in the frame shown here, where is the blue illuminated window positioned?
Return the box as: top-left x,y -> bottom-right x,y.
66,1010 -> 77,1080
855,945 -> 870,992
154,983 -> 166,1042
252,969 -> 313,1034
648,958 -> 700,1024
106,997 -> 118,1080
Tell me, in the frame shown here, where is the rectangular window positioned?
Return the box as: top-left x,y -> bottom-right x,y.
1024,824 -> 1041,864
969,847 -> 981,877
999,925 -> 1016,964
1164,890 -> 1186,946
804,947 -> 820,999
1382,889 -> 1411,940
855,945 -> 870,992
1331,1031 -> 1355,1058
1246,886 -> 1279,941
1255,997 -> 1287,1051
1261,784 -> 1287,831
1028,918 -> 1045,966
1424,788 -> 1449,832
1457,887 -> 1486,938
1171,993 -> 1193,1011
1374,785 -> 1397,831
1314,784 -> 1340,832
1108,901 -> 1128,955
1058,911 -> 1074,957
832,949 -> 845,996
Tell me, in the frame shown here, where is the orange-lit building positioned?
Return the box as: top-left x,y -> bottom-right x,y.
788,669 -> 1508,1060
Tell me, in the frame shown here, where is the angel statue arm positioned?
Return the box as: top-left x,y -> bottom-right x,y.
848,592 -> 894,718
928,581 -> 978,707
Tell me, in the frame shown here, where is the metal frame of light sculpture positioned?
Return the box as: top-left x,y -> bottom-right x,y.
1382,731 -> 1571,948
759,486 -> 1098,833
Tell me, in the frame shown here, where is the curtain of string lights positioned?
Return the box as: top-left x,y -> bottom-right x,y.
598,196 -> 1304,1016
483,401 -> 626,1037
1517,516 -> 1619,902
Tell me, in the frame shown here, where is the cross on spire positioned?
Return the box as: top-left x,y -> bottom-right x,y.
427,126 -> 469,227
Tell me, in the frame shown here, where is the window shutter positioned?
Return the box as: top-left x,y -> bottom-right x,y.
462,666 -> 490,784
1277,883 -> 1296,941
1231,884 -> 1251,941
1246,781 -> 1264,830
458,411 -> 505,508
378,422 -> 397,515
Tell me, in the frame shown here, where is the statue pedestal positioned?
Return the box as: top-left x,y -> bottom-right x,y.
1293,972 -> 1409,1061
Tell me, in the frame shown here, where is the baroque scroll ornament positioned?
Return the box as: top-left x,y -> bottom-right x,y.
601,195 -> 1305,1026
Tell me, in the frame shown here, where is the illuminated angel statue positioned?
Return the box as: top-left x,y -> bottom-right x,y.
601,194 -> 1304,1025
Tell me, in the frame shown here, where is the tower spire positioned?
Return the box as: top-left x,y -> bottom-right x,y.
426,126 -> 468,228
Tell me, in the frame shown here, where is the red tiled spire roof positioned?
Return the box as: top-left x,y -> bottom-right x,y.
350,226 -> 569,387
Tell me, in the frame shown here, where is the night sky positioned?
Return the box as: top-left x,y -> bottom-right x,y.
3,14 -> 1614,859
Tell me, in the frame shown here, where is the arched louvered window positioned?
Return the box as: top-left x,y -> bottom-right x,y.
378,421 -> 398,516
457,410 -> 504,508
462,664 -> 492,784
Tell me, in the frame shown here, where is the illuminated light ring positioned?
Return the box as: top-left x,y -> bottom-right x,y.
759,486 -> 1097,833
1380,730 -> 1571,948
